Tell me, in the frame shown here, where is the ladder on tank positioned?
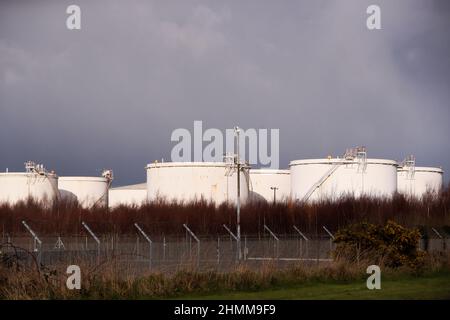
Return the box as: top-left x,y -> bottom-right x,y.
24,161 -> 61,201
223,153 -> 250,203
301,162 -> 343,202
356,147 -> 367,173
301,146 -> 367,203
91,169 -> 114,208
223,153 -> 235,177
401,155 -> 416,180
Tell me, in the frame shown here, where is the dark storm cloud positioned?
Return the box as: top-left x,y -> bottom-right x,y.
0,0 -> 449,185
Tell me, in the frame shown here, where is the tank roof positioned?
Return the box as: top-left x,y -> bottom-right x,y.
146,162 -> 243,169
289,158 -> 398,166
398,166 -> 443,173
111,183 -> 146,190
0,172 -> 58,177
249,169 -> 290,174
59,176 -> 108,182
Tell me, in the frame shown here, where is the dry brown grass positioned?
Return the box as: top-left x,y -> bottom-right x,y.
1,252 -> 448,300
0,184 -> 449,236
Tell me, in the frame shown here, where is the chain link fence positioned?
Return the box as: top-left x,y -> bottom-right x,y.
1,231 -> 448,274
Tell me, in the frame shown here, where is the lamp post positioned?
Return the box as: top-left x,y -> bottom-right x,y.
234,126 -> 241,260
270,186 -> 279,203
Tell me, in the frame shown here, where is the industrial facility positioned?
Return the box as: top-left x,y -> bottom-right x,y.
0,147 -> 444,207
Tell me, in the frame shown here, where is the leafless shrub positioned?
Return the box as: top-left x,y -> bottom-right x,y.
0,184 -> 449,236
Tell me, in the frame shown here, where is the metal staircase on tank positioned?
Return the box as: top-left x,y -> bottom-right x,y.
92,169 -> 114,208
223,153 -> 250,202
25,161 -> 61,201
223,154 -> 250,178
356,147 -> 367,173
301,161 -> 342,203
223,153 -> 235,177
401,155 -> 416,180
223,153 -> 236,203
301,146 -> 367,203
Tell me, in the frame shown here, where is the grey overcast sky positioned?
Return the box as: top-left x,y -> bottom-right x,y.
1,0 -> 449,186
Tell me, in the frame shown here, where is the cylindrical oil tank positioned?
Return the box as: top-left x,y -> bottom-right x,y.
146,162 -> 249,205
59,177 -> 110,208
249,169 -> 290,202
397,167 -> 443,198
290,158 -> 398,202
109,183 -> 147,208
0,171 -> 59,205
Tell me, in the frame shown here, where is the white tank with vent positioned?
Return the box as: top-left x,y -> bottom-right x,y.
290,147 -> 398,202
59,170 -> 113,208
0,161 -> 59,205
146,161 -> 249,205
249,169 -> 290,202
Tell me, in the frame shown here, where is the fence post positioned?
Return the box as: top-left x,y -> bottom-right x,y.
82,221 -> 101,264
323,226 -> 335,258
264,225 -> 279,261
217,237 -> 220,267
183,224 -> 200,268
432,228 -> 446,251
134,223 -> 153,270
163,236 -> 166,262
244,235 -> 247,261
356,243 -> 361,267
293,226 -> 309,259
22,221 -> 42,268
111,234 -> 114,253
136,236 -> 140,258
223,224 -> 239,262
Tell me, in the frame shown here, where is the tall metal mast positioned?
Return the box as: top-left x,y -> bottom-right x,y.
234,126 -> 241,260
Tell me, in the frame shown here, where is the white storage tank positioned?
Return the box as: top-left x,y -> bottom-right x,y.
397,166 -> 443,198
249,169 -> 290,203
0,161 -> 59,205
290,148 -> 398,202
146,161 -> 249,205
59,170 -> 113,208
109,183 -> 147,208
